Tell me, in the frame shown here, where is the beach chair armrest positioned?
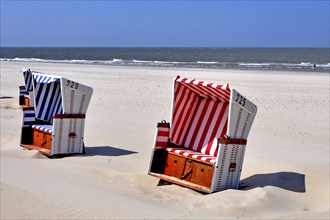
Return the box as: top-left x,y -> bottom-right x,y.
219,137 -> 247,145
154,120 -> 170,149
53,114 -> 86,119
19,85 -> 27,94
22,106 -> 34,111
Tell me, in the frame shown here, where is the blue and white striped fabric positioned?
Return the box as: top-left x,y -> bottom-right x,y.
19,86 -> 28,95
23,109 -> 36,127
33,74 -> 63,123
34,74 -> 60,84
32,124 -> 53,133
22,69 -> 33,92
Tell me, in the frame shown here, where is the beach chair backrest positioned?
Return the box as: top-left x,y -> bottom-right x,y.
21,69 -> 33,92
227,89 -> 257,139
169,76 -> 231,157
32,73 -> 63,123
32,72 -> 93,123
60,77 -> 93,114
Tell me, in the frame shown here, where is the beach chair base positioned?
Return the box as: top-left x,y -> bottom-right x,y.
149,148 -> 215,193
20,127 -> 86,157
149,172 -> 212,193
21,144 -> 51,156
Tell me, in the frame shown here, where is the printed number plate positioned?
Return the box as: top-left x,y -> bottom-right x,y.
66,80 -> 79,89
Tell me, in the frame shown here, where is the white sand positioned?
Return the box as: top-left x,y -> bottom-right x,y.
1,61 -> 329,219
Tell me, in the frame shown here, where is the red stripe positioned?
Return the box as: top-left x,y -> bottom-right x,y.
170,84 -> 187,143
155,141 -> 167,148
205,158 -> 213,162
172,86 -> 191,144
158,130 -> 169,136
205,102 -> 226,155
205,102 -> 228,156
220,117 -> 228,138
196,101 -> 218,152
187,99 -> 210,152
167,148 -> 217,163
171,84 -> 199,146
174,89 -> 194,144
197,83 -> 230,102
177,77 -> 230,101
176,92 -> 198,144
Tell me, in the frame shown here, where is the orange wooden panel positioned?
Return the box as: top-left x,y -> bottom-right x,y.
44,133 -> 52,150
190,162 -> 214,188
33,130 -> 52,151
24,97 -> 30,106
164,153 -> 185,179
33,130 -> 45,148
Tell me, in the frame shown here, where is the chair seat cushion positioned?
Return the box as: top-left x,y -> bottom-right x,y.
31,124 -> 53,133
166,147 -> 217,164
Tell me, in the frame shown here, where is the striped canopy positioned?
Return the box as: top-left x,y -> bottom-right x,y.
33,73 -> 63,123
170,76 -> 231,157
21,69 -> 33,91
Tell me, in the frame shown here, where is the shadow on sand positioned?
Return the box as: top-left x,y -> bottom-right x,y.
0,96 -> 14,99
239,172 -> 306,193
85,146 -> 138,157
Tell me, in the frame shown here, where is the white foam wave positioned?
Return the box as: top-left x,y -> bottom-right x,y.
298,62 -> 314,67
197,61 -> 219,64
239,63 -> 272,66
1,58 -> 329,70
317,63 -> 330,68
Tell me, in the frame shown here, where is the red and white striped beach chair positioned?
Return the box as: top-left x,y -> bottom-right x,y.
20,71 -> 93,156
19,69 -> 34,107
148,75 -> 257,193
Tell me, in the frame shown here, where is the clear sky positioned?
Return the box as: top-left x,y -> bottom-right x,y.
1,0 -> 329,47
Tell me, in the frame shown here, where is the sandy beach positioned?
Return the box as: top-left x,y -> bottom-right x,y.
1,61 -> 329,219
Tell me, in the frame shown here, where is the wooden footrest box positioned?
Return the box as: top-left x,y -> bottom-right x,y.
164,152 -> 214,188
32,129 -> 52,151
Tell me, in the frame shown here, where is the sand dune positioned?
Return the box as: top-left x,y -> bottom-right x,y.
1,61 -> 329,219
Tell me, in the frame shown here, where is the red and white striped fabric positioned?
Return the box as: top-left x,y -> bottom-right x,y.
154,122 -> 170,148
170,76 -> 231,157
166,147 -> 217,164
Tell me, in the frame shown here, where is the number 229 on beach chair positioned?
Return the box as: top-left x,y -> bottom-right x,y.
20,71 -> 93,156
19,69 -> 34,107
148,75 -> 257,193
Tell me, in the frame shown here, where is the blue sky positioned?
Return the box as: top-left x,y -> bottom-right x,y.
1,1 -> 329,47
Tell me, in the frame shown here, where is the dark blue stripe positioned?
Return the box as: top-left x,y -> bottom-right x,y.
24,113 -> 35,117
24,121 -> 35,126
38,83 -> 51,119
44,82 -> 57,121
23,70 -> 33,91
35,82 -> 43,105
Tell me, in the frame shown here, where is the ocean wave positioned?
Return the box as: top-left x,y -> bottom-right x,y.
197,61 -> 219,64
1,57 -> 329,71
239,63 -> 272,66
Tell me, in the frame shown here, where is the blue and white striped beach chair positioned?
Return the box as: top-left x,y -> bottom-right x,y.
20,71 -> 93,156
19,69 -> 34,106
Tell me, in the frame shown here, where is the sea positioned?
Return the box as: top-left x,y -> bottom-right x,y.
1,47 -> 329,73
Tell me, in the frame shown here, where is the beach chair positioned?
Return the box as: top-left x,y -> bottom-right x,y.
20,71 -> 93,156
148,76 -> 257,193
19,69 -> 34,107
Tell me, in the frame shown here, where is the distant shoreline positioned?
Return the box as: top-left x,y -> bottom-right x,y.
1,60 -> 328,77
1,47 -> 329,73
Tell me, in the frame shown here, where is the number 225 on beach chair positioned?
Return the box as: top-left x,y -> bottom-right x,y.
148,76 -> 257,193
20,71 -> 93,156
